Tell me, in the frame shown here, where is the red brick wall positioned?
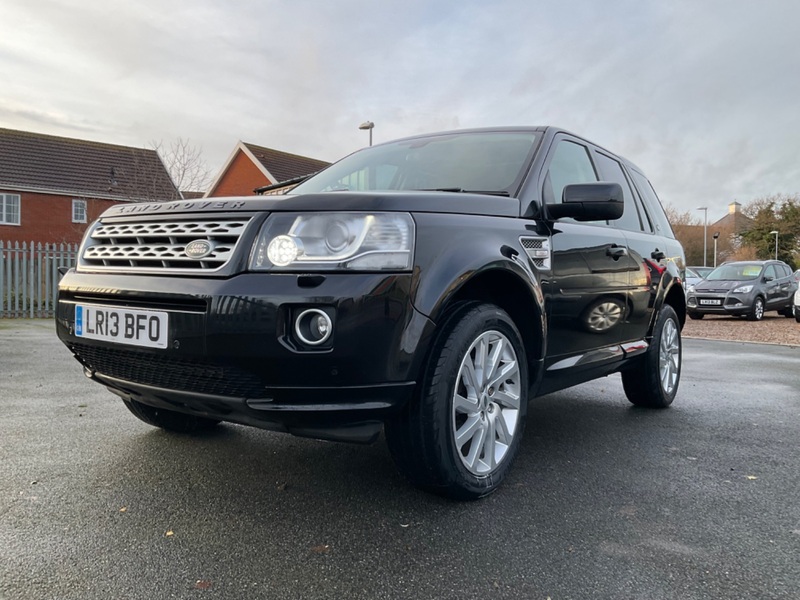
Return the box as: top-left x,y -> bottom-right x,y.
208,150 -> 272,197
0,190 -> 123,245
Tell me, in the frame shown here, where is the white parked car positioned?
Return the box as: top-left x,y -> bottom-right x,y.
794,288 -> 800,323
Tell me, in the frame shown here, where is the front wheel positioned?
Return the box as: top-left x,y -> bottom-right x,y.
385,302 -> 528,500
122,398 -> 220,433
621,304 -> 681,408
747,297 -> 765,321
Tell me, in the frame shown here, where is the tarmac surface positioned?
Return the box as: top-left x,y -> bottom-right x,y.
1,319 -> 799,599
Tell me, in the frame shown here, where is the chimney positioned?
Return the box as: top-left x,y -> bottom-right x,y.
729,201 -> 741,214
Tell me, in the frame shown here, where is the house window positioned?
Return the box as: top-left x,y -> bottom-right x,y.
1,193 -> 21,225
72,199 -> 87,223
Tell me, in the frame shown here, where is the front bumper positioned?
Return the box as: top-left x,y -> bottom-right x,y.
56,269 -> 433,442
686,291 -> 756,316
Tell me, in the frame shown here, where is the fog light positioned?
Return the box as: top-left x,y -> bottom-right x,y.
295,308 -> 333,346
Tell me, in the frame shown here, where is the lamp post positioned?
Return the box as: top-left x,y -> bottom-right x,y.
770,230 -> 779,260
712,231 -> 720,267
358,121 -> 374,146
697,207 -> 708,267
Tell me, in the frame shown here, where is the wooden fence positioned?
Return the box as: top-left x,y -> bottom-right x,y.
0,241 -> 78,318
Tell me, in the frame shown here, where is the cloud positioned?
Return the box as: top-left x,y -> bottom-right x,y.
0,0 -> 799,218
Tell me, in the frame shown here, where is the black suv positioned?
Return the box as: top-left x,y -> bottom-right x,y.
56,127 -> 686,499
687,260 -> 797,320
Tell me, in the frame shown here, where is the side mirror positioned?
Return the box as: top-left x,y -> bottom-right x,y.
547,182 -> 624,222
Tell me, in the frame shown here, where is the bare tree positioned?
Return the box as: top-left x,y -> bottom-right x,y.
151,138 -> 214,196
665,204 -> 706,265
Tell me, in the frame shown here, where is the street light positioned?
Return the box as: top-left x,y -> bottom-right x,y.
358,121 -> 374,146
697,207 -> 708,267
770,230 -> 779,260
712,231 -> 720,267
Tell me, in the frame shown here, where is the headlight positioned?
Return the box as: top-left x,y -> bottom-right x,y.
732,284 -> 753,294
250,212 -> 415,271
687,284 -> 695,293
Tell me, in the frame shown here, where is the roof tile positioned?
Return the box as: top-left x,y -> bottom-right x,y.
0,128 -> 179,201
242,143 -> 330,183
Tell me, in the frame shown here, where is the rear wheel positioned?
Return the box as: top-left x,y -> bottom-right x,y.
747,297 -> 765,321
621,304 -> 681,408
122,398 -> 220,433
385,302 -> 528,500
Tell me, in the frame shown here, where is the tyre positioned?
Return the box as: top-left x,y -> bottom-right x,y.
621,304 -> 681,408
795,310 -> 800,323
122,398 -> 220,433
781,305 -> 794,318
747,297 -> 765,321
687,311 -> 704,320
385,302 -> 528,500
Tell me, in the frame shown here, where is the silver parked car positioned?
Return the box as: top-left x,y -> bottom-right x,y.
687,260 -> 797,321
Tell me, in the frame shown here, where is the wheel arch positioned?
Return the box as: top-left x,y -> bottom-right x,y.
430,265 -> 546,386
661,282 -> 687,330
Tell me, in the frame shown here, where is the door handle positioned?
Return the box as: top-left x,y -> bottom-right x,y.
607,245 -> 628,259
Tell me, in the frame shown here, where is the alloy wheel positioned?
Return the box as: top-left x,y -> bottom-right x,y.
452,330 -> 521,475
659,318 -> 680,395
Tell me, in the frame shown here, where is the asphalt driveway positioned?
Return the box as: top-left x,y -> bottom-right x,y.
1,320 -> 799,599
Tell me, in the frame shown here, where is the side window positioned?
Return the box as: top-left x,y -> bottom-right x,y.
780,264 -> 792,278
764,265 -> 777,280
593,152 -> 643,232
628,169 -> 673,238
543,140 -> 597,204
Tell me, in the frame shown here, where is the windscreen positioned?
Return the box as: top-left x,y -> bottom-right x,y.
291,131 -> 538,196
707,264 -> 763,281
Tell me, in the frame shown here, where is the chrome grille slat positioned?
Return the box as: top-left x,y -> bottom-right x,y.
92,221 -> 248,238
80,218 -> 252,273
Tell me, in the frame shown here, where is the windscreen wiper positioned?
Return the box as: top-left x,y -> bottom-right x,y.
416,188 -> 510,197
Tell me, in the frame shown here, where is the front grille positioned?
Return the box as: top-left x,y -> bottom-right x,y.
80,218 -> 251,273
71,343 -> 266,398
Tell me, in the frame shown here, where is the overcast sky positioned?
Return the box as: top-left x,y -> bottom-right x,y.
2,0 -> 798,220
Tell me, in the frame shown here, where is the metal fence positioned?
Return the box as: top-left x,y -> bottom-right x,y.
0,241 -> 78,318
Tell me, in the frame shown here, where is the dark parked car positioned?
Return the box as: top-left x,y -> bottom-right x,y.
56,127 -> 686,499
687,260 -> 797,320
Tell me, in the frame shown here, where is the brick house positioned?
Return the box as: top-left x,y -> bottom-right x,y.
205,141 -> 330,198
0,128 -> 179,245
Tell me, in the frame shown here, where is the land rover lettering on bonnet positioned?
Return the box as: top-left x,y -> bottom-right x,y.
57,127 -> 686,499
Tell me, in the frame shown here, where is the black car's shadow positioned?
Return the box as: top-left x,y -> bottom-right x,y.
92,377 -> 689,514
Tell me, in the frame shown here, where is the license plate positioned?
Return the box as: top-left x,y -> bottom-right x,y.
75,304 -> 169,349
699,299 -> 721,306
